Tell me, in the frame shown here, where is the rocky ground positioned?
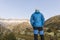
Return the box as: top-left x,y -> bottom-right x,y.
0,15 -> 60,40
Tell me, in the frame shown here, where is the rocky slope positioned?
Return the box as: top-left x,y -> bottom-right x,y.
45,15 -> 60,30
0,15 -> 60,40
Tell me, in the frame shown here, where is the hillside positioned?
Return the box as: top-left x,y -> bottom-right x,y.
45,15 -> 60,30
0,16 -> 60,40
0,19 -> 30,31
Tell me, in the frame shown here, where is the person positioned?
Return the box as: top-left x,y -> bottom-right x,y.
30,9 -> 45,40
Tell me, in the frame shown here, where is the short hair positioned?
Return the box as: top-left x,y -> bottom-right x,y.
35,9 -> 39,12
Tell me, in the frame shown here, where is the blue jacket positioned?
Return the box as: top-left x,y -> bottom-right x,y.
30,11 -> 45,27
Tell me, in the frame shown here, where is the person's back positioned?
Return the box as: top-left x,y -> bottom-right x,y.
30,10 -> 44,27
30,10 -> 45,40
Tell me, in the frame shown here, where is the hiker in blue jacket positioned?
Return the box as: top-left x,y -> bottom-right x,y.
30,9 -> 45,40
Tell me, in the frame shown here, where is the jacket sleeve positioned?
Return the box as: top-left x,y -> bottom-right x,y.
41,14 -> 45,26
30,15 -> 34,26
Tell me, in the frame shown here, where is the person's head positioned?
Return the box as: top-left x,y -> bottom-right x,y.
35,9 -> 39,12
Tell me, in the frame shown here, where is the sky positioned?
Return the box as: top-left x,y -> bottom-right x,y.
0,0 -> 60,20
